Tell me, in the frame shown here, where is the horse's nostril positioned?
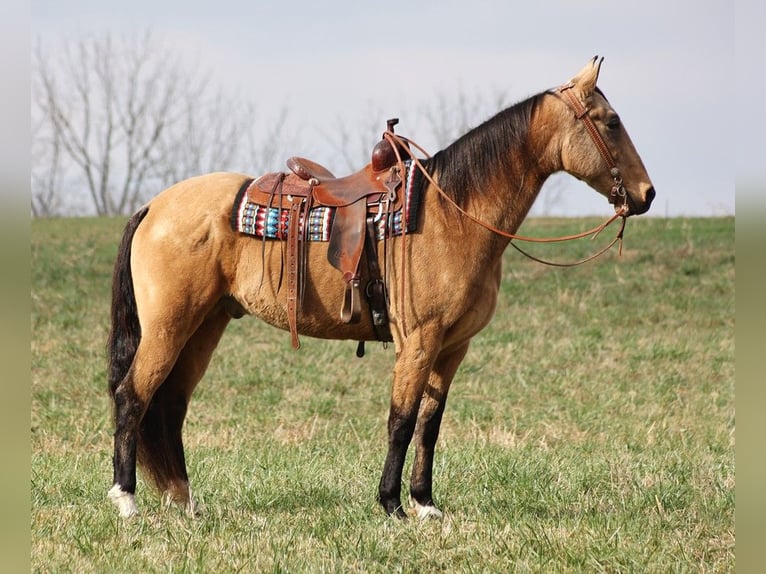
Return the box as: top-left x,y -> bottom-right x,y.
645,186 -> 656,204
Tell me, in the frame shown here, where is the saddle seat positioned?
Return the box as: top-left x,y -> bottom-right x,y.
286,156 -> 400,208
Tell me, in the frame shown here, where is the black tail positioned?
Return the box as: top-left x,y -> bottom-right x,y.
107,207 -> 149,397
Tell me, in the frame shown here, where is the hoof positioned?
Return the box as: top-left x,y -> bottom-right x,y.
379,496 -> 408,519
108,484 -> 138,518
409,496 -> 444,520
162,483 -> 197,517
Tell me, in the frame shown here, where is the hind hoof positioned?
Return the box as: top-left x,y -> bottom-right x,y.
162,483 -> 198,517
108,484 -> 138,518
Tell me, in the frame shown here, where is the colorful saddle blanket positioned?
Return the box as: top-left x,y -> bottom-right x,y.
231,160 -> 422,241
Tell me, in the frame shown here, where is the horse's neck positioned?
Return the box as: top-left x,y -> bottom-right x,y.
422,94 -> 564,263
459,123 -> 560,243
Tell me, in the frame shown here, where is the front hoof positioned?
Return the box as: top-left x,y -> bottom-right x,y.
379,497 -> 407,519
409,496 -> 444,520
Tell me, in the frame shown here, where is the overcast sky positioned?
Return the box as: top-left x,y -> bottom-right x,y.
31,0 -> 737,217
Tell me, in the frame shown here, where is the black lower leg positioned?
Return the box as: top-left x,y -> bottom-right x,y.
410,402 -> 447,507
112,384 -> 142,494
138,389 -> 190,491
377,409 -> 418,517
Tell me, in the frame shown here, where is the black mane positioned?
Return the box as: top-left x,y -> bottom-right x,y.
423,92 -> 545,205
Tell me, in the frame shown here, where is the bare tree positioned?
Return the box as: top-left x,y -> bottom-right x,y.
418,85 -> 511,149
321,88 -> 512,177
32,32 -> 289,217
321,102 -> 387,174
31,109 -> 64,217
529,172 -> 567,217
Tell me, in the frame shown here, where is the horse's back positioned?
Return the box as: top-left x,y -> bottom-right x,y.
148,172 -> 250,222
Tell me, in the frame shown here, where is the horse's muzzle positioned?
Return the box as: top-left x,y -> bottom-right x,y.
626,186 -> 655,216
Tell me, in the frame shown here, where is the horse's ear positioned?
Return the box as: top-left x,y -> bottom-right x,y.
570,56 -> 603,97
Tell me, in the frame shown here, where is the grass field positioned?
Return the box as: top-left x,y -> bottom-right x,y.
31,215 -> 734,572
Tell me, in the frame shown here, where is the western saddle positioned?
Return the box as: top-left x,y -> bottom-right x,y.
246,119 -> 410,351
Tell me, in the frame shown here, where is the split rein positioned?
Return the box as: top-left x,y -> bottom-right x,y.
382,84 -> 630,268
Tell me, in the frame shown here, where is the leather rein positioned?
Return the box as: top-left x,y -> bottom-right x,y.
382,83 -> 630,267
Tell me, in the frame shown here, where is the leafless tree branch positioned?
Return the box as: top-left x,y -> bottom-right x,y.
31,32 -> 290,217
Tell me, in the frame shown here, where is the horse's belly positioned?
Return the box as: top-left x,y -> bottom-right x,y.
231,240 -> 379,342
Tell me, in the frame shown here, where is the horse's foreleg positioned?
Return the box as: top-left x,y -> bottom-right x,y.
377,330 -> 442,518
408,341 -> 470,519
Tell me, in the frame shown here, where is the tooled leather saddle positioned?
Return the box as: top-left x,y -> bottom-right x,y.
242,119 -> 411,351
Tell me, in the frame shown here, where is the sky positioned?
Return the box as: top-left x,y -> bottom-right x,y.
30,0 -> 738,217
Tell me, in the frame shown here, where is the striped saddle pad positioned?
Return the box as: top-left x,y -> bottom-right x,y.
231,160 -> 422,241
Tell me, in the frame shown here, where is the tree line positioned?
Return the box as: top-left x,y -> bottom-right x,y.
32,32 -> 561,217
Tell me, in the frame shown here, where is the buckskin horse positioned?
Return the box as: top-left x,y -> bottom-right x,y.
107,57 -> 655,519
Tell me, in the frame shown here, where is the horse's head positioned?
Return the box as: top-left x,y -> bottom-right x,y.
555,57 -> 655,216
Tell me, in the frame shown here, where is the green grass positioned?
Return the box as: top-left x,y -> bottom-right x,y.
31,216 -> 734,572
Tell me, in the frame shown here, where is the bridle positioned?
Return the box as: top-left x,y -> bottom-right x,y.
556,82 -> 629,211
381,84 -> 631,267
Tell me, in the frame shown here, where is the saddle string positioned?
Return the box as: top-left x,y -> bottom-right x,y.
263,173 -> 286,293
382,131 -> 629,267
386,135 -> 410,338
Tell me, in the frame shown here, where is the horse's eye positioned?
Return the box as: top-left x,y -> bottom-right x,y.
606,115 -> 621,130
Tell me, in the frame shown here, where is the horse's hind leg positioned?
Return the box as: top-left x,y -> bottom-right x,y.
109,331 -> 185,517
110,305 -> 231,517
408,341 -> 470,519
138,306 -> 232,514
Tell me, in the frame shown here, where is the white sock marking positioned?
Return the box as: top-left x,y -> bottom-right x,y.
108,484 -> 138,517
408,495 -> 444,520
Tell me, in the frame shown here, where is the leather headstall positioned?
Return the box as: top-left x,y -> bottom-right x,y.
555,82 -> 628,211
